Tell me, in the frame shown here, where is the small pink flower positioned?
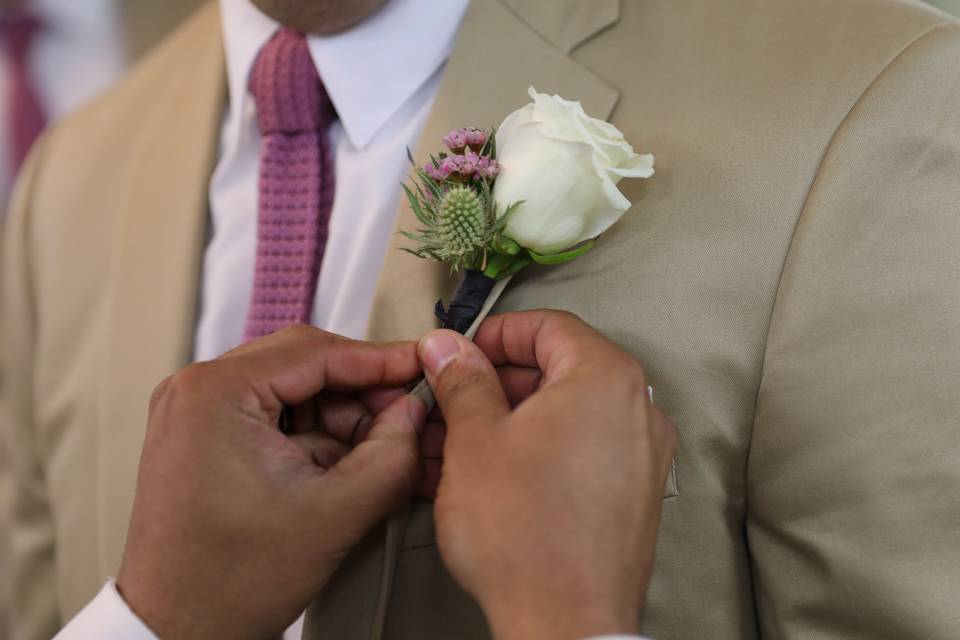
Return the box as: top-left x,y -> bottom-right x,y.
440,155 -> 461,174
478,158 -> 501,178
463,127 -> 487,149
442,129 -> 467,151
424,163 -> 450,181
460,152 -> 480,175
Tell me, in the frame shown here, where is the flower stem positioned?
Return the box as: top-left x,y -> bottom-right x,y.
482,253 -> 514,280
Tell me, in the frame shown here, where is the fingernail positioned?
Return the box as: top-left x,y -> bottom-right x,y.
420,332 -> 459,376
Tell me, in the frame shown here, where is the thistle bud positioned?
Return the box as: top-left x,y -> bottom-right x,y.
439,186 -> 487,255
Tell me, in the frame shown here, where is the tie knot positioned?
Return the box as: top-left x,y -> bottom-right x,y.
250,28 -> 334,135
0,9 -> 43,60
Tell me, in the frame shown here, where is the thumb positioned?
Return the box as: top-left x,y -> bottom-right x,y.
419,330 -> 510,451
318,395 -> 426,540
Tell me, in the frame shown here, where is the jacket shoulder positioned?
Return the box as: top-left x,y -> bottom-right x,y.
42,1 -> 223,160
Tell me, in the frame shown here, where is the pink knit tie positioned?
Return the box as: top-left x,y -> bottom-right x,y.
244,29 -> 336,341
0,8 -> 46,175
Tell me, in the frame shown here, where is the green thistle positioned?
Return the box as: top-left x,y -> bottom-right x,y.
439,187 -> 487,256
401,127 -> 527,277
401,175 -> 511,272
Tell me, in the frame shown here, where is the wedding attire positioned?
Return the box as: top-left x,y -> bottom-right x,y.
0,0 -> 200,636
4,1 -> 960,640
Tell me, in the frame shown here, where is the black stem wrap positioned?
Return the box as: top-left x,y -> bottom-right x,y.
435,269 -> 497,334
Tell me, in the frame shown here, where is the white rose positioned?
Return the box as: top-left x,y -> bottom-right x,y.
492,87 -> 654,255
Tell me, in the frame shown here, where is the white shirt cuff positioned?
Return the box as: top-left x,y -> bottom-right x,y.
54,583 -> 650,640
54,580 -> 157,640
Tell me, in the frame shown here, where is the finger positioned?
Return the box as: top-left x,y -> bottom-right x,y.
497,365 -> 541,407
359,387 -> 409,415
288,431 -> 352,469
315,392 -> 371,443
215,325 -> 420,410
420,420 -> 445,458
473,310 -> 613,381
419,330 -> 509,452
314,395 -> 427,540
287,397 -> 318,434
417,459 -> 442,500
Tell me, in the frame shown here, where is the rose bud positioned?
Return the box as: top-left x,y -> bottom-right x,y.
492,87 -> 654,254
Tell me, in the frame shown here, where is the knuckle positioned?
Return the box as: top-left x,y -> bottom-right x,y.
615,355 -> 648,395
148,375 -> 174,413
164,362 -> 216,403
541,309 -> 586,335
544,308 -> 583,324
278,323 -> 321,341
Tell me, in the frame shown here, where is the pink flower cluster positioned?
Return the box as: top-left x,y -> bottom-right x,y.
424,127 -> 500,182
443,127 -> 487,152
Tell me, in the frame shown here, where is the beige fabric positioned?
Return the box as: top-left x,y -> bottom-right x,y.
2,5 -> 224,639
0,3 -> 204,639
119,0 -> 207,60
3,1 -> 960,639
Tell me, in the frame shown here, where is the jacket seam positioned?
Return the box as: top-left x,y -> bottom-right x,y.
744,21 -> 956,494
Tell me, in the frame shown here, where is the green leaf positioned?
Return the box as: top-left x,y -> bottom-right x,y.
499,200 -> 524,223
402,184 -> 432,226
481,126 -> 498,159
493,235 -> 521,256
527,240 -> 595,265
414,167 -> 445,202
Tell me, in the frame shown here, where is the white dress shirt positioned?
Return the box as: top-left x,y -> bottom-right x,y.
0,0 -> 126,200
194,0 -> 471,360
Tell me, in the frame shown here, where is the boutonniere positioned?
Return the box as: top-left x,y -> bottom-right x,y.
403,87 -> 654,400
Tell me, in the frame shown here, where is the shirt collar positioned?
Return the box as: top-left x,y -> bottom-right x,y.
220,0 -> 469,149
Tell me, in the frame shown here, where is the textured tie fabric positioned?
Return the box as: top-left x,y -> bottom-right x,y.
244,28 -> 336,341
0,8 -> 46,175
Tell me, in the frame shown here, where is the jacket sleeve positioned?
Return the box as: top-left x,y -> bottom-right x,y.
2,133 -> 62,640
748,23 -> 960,640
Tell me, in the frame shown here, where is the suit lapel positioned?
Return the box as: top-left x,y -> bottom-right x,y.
345,2 -> 620,639
365,0 -> 620,344
118,0 -> 208,61
97,2 -> 226,575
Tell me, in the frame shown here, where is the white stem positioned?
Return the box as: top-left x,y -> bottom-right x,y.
410,275 -> 514,412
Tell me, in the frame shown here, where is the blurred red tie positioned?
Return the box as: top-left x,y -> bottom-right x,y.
0,7 -> 46,175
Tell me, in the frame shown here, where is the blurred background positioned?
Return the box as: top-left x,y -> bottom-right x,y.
931,0 -> 960,13
0,0 -> 957,638
0,1 -> 203,636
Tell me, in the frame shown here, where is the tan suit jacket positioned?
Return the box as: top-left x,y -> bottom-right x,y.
4,1 -> 960,639
0,2 -> 202,638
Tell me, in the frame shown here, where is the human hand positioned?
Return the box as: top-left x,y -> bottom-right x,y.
420,311 -> 676,640
116,326 -> 426,639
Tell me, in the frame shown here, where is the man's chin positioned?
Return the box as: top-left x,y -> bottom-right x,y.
249,0 -> 392,36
